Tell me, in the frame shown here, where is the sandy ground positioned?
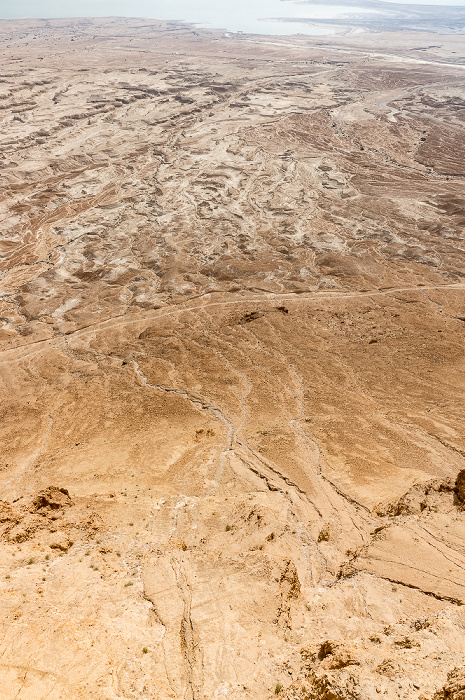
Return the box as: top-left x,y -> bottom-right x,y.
0,17 -> 465,700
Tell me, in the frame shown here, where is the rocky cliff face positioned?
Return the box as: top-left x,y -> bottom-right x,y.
0,17 -> 464,700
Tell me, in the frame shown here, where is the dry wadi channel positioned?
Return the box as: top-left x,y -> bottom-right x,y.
0,15 -> 465,700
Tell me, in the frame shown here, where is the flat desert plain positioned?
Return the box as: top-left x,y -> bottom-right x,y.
0,16 -> 465,700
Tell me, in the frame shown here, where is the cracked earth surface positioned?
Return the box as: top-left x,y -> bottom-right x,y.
0,16 -> 465,700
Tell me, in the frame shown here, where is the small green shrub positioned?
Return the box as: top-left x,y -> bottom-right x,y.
275,683 -> 283,695
142,647 -> 148,654
124,581 -> 133,587
225,525 -> 232,532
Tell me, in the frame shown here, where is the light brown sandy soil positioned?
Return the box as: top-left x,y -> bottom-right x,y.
0,17 -> 465,700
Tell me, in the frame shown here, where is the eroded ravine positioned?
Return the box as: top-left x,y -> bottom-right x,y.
1,16 -> 465,700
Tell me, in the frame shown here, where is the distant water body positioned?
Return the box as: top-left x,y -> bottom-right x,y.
1,0 -> 465,34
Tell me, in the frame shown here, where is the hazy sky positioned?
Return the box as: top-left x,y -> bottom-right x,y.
382,0 -> 465,3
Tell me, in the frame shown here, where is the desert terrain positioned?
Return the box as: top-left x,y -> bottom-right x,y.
0,16 -> 465,699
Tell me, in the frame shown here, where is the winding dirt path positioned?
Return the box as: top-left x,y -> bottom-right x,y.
1,282 -> 464,366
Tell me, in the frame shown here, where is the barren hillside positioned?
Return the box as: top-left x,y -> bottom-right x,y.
0,17 -> 464,700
